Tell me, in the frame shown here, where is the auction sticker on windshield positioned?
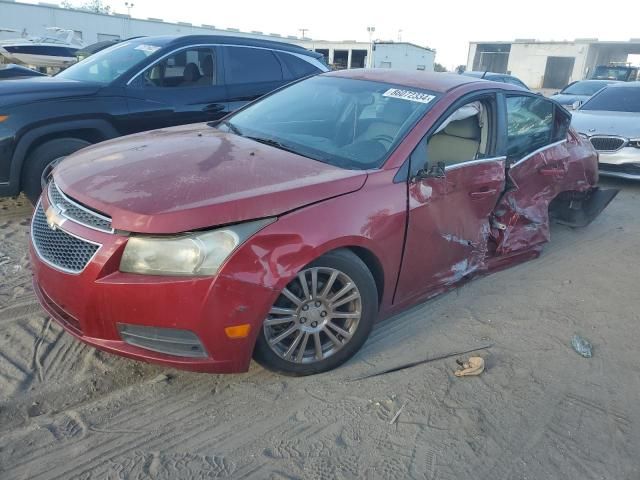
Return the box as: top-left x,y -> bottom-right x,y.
135,44 -> 162,54
383,88 -> 435,104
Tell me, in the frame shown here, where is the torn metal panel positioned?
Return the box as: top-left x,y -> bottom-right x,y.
492,137 -> 599,255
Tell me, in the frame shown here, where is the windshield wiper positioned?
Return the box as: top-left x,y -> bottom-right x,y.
213,120 -> 243,136
246,136 -> 301,155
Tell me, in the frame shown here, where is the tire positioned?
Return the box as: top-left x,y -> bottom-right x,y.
22,138 -> 91,204
254,249 -> 378,376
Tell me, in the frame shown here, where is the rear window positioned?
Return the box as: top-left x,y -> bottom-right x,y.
580,87 -> 640,113
278,52 -> 320,78
224,46 -> 283,84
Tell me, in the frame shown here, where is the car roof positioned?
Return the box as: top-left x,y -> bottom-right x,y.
576,79 -> 621,84
463,71 -> 507,78
322,69 -> 483,93
606,81 -> 640,89
140,35 -> 323,60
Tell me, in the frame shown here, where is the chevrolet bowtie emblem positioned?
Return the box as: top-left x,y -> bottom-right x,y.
45,204 -> 66,230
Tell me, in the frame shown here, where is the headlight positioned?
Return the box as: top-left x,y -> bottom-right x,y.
120,218 -> 274,276
629,139 -> 640,149
578,132 -> 589,139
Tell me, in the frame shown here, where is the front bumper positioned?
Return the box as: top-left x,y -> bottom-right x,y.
598,147 -> 640,180
30,196 -> 279,374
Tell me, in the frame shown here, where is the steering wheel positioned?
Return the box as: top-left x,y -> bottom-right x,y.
371,134 -> 394,148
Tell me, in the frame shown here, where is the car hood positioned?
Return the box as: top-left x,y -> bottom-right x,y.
0,76 -> 101,107
54,124 -> 368,234
570,110 -> 640,139
550,93 -> 590,105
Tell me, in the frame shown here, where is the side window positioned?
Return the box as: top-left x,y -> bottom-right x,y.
424,98 -> 494,169
278,52 -> 320,79
553,104 -> 571,142
506,95 -> 553,160
142,48 -> 216,88
225,47 -> 283,84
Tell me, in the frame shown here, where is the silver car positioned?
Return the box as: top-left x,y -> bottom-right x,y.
571,83 -> 640,180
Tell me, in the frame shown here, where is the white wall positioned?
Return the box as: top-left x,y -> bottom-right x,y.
506,42 -> 589,88
466,43 -> 477,71
372,43 -> 435,72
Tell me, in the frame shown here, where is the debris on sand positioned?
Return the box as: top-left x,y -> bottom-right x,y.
389,401 -> 408,425
349,344 -> 492,381
571,335 -> 593,358
454,357 -> 485,377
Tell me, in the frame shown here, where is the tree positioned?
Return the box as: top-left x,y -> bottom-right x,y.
62,0 -> 112,14
433,63 -> 447,72
455,65 -> 466,74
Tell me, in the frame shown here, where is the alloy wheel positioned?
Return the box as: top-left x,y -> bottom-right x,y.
264,267 -> 362,364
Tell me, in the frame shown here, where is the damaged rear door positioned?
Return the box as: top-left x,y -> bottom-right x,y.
395,92 -> 506,304
492,94 -> 578,254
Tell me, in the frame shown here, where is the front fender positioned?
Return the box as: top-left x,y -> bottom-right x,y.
218,169 -> 407,313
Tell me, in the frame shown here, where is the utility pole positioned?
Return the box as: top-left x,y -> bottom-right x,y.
124,2 -> 134,38
367,26 -> 375,68
299,28 -> 308,39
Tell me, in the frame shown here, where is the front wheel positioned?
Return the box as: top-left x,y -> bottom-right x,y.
253,249 -> 378,376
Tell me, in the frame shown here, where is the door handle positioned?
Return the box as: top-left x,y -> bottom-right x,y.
203,104 -> 225,113
538,166 -> 566,176
469,188 -> 497,199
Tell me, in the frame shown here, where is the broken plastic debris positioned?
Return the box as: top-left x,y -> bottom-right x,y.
571,335 -> 593,358
454,356 -> 485,377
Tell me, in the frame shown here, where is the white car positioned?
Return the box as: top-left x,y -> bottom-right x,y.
571,83 -> 640,180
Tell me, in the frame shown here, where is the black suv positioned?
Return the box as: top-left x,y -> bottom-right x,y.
0,35 -> 327,201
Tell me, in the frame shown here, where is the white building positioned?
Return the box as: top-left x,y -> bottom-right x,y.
0,0 -> 435,72
467,39 -> 640,90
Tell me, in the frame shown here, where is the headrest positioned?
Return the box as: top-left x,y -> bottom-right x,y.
443,115 -> 480,140
202,55 -> 214,77
382,100 -> 413,125
183,63 -> 201,82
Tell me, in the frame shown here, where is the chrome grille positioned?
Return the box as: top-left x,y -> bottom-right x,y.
31,204 -> 100,273
589,136 -> 626,152
48,181 -> 113,233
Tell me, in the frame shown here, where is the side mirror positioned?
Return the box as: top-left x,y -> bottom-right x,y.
571,100 -> 582,110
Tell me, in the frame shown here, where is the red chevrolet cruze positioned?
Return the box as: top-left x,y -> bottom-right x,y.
30,70 -> 617,375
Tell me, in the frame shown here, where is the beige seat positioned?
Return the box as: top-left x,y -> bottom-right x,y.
359,100 -> 413,143
427,116 -> 481,166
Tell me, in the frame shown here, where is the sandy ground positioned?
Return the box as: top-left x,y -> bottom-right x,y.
0,178 -> 639,480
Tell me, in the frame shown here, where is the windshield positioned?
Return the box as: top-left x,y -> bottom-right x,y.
562,81 -> 612,96
222,76 -> 438,170
56,38 -> 168,84
592,66 -> 636,81
580,87 -> 640,113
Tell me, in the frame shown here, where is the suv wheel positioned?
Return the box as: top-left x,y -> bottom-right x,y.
253,249 -> 377,376
22,138 -> 91,204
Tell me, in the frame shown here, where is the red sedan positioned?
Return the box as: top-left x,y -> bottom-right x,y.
30,70 -> 617,375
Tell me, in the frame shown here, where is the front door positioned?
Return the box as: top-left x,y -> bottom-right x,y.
395,94 -> 506,304
124,46 -> 229,133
